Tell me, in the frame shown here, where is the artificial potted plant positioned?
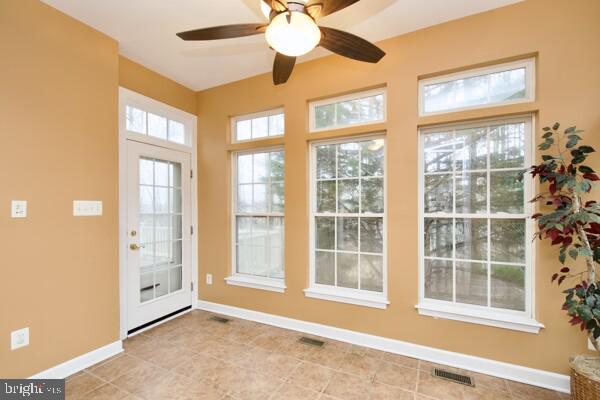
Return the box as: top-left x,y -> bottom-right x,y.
530,123 -> 600,399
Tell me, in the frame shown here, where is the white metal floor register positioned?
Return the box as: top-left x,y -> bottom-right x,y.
1,380 -> 64,399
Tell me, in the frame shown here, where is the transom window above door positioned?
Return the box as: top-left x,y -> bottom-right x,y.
417,116 -> 543,333
306,136 -> 388,309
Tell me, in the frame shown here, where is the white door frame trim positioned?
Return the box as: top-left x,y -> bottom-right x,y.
118,87 -> 198,339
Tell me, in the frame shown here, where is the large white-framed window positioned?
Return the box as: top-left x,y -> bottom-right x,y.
227,147 -> 286,292
309,88 -> 386,133
305,135 -> 388,309
417,115 -> 543,333
418,58 -> 535,116
231,108 -> 284,143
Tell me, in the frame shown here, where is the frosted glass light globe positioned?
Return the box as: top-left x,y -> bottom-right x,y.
265,12 -> 321,57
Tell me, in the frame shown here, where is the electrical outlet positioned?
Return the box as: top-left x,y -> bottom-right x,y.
206,274 -> 213,285
11,200 -> 27,218
11,327 -> 29,350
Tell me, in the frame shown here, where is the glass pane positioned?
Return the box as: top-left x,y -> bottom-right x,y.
424,259 -> 453,301
252,217 -> 268,247
154,241 -> 170,267
172,215 -> 182,240
140,243 -> 153,267
424,175 -> 452,213
337,253 -> 358,289
491,264 -> 525,311
338,142 -> 360,178
252,116 -> 268,139
424,218 -> 453,258
237,154 -> 253,184
361,178 -> 383,214
454,127 -> 487,171
126,106 -> 146,134
139,159 -> 153,185
269,217 -> 284,248
337,217 -> 358,251
360,217 -> 383,253
423,67 -> 526,114
155,215 -> 170,243
170,163 -> 182,188
172,240 -> 182,265
140,272 -> 154,302
155,160 -> 169,187
271,183 -> 284,213
317,145 -> 336,179
169,266 -> 182,292
237,245 -> 253,274
147,113 -> 167,139
423,132 -> 453,173
360,254 -> 383,292
338,179 -> 359,213
140,214 -> 153,243
252,246 -> 267,275
455,218 -> 487,261
336,100 -> 360,126
456,261 -> 488,306
270,151 -> 284,182
315,251 -> 335,285
236,119 -> 252,141
236,216 -> 253,247
253,153 -> 268,183
359,94 -> 384,122
490,123 -> 525,169
170,189 -> 182,214
361,140 -> 384,177
317,181 -> 336,213
455,173 -> 486,214
253,184 -> 267,213
155,268 -> 169,297
269,246 -> 284,278
139,186 -> 153,213
268,114 -> 284,136
237,184 -> 252,212
315,103 -> 335,129
491,219 -> 525,263
316,217 -> 335,250
490,170 -> 524,213
168,120 -> 186,144
155,187 -> 168,213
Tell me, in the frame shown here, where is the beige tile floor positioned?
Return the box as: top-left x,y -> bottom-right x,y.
66,310 -> 570,400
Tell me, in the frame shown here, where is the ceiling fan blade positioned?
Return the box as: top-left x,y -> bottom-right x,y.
306,0 -> 359,17
273,53 -> 296,85
262,0 -> 287,12
319,27 -> 385,63
176,24 -> 266,41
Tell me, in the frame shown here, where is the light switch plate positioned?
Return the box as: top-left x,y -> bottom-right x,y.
73,200 -> 103,216
11,327 -> 29,350
11,200 -> 27,218
206,274 -> 213,285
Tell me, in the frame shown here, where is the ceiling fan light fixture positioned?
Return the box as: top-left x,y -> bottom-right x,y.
265,11 -> 321,57
260,1 -> 271,19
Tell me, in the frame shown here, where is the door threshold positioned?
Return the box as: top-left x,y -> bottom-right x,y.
127,305 -> 192,336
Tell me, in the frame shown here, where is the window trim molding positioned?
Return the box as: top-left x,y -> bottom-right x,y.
416,115 -> 541,332
306,133 -> 389,308
228,146 -> 286,292
308,87 -> 387,133
231,107 -> 285,144
418,58 -> 536,117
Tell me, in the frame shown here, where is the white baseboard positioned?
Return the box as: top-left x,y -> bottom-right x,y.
30,340 -> 123,379
196,300 -> 570,394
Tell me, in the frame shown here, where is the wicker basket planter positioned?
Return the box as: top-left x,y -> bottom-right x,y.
570,355 -> 600,399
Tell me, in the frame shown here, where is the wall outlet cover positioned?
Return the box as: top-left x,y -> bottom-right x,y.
11,327 -> 29,350
206,274 -> 213,285
11,200 -> 27,218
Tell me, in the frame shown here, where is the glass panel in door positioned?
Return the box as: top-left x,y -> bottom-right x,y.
138,157 -> 183,302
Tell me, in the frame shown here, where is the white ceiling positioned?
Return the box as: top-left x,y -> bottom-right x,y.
42,0 -> 522,91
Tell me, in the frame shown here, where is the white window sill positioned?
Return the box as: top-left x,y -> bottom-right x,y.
304,287 -> 389,309
225,275 -> 286,293
416,302 -> 544,334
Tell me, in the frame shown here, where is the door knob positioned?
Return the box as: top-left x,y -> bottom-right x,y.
130,243 -> 145,250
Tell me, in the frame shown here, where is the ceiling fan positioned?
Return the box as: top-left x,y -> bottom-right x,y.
176,0 -> 386,85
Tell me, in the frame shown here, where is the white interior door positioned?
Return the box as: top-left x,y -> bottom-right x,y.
126,140 -> 192,331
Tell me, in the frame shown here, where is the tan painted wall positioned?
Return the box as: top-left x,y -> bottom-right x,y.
119,56 -> 197,115
196,0 -> 600,374
0,0 -> 119,378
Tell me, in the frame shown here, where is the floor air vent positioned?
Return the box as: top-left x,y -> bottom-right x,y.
208,316 -> 230,324
433,368 -> 474,387
299,337 -> 325,347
